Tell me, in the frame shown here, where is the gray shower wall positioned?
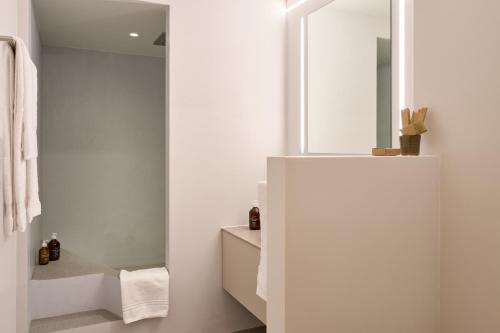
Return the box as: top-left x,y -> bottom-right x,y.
40,46 -> 166,269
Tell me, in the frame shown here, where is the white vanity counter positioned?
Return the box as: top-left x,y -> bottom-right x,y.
222,226 -> 261,249
221,226 -> 265,324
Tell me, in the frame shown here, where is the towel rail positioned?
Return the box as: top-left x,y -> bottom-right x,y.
0,36 -> 16,48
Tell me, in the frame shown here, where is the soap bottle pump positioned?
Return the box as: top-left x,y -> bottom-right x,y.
48,233 -> 60,261
249,200 -> 260,230
39,240 -> 49,265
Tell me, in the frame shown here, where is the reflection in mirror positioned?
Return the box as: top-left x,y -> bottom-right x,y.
307,0 -> 391,154
377,37 -> 391,148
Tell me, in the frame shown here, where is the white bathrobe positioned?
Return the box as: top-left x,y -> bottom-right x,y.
1,38 -> 41,234
0,41 -> 15,235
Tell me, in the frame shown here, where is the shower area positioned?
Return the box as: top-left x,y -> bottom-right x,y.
28,0 -> 168,330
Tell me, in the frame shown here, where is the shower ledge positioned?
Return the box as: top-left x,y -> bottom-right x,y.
32,250 -> 118,280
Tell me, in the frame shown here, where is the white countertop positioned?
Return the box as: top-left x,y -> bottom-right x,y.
221,225 -> 261,249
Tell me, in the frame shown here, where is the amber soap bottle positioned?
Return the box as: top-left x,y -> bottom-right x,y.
48,233 -> 60,261
249,200 -> 260,230
39,240 -> 49,265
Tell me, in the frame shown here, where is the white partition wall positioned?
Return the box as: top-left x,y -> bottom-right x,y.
415,1 -> 500,332
267,156 -> 440,333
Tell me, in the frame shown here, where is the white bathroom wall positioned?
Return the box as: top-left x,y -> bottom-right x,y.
0,166 -> 18,333
41,47 -> 166,269
0,0 -> 18,36
414,1 -> 500,332
165,0 -> 286,331
307,7 -> 390,153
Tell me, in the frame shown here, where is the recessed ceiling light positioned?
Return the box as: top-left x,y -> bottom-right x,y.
129,32 -> 139,38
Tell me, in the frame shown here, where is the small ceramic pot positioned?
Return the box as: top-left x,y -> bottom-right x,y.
400,135 -> 421,156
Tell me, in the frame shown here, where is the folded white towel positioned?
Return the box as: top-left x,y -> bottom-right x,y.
119,267 -> 169,324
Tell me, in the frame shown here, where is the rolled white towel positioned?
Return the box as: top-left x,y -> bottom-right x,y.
119,267 -> 169,324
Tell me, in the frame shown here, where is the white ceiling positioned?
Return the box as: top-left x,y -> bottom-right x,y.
325,0 -> 391,18
33,0 -> 167,58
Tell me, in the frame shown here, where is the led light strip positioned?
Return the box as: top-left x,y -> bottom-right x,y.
399,0 -> 406,111
300,17 -> 306,154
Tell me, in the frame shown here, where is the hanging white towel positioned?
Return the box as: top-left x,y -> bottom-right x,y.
119,268 -> 169,324
11,37 -> 41,232
0,41 -> 15,235
24,61 -> 40,223
256,181 -> 268,301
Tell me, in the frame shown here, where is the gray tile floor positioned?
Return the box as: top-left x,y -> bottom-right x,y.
30,310 -> 120,333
